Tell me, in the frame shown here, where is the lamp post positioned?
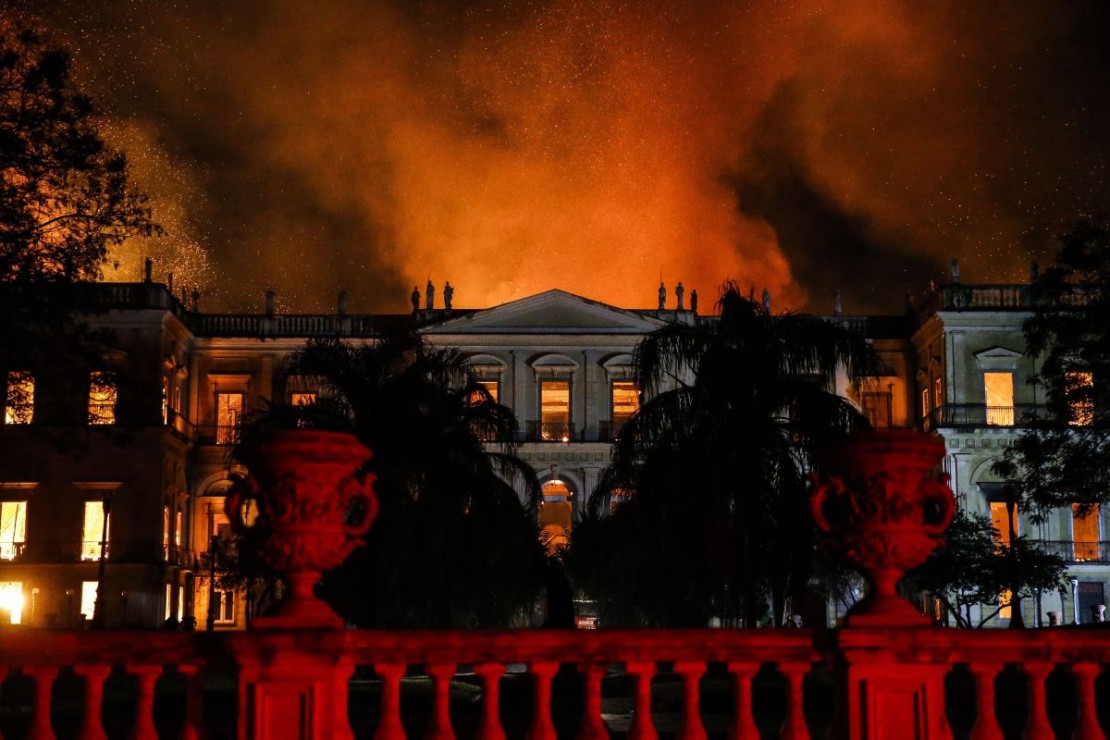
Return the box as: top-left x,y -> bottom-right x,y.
1071,578 -> 1080,625
91,491 -> 113,629
1004,484 -> 1025,629
206,535 -> 218,632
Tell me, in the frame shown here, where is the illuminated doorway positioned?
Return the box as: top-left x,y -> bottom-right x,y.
538,477 -> 574,554
0,581 -> 24,624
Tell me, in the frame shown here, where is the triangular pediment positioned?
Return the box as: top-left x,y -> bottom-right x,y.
421,290 -> 668,335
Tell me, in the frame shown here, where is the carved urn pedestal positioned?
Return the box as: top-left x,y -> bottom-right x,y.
812,431 -> 956,740
226,430 -> 377,740
226,429 -> 377,628
812,430 -> 955,627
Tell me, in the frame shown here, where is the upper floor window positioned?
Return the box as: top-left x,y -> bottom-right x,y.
4,371 -> 34,425
290,392 -> 317,407
163,506 -> 171,558
215,392 -> 244,445
1065,372 -> 1094,426
983,372 -> 1014,426
862,392 -> 892,429
934,377 -> 943,408
213,589 -> 236,624
0,501 -> 27,560
611,381 -> 639,433
989,500 -> 1019,551
609,486 -> 632,514
920,387 -> 930,420
473,380 -> 499,404
81,500 -> 110,561
1072,504 -> 1100,561
540,380 -> 571,441
88,372 -> 118,425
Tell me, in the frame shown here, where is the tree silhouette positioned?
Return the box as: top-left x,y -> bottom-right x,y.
237,334 -> 547,628
1,22 -> 157,282
567,283 -> 877,627
993,217 -> 1110,515
906,509 -> 1066,628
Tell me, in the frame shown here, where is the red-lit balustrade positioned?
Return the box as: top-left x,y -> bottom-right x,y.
2,431 -> 1107,738
1,628 -> 1109,738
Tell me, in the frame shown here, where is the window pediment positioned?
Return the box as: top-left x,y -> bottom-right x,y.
530,353 -> 577,377
974,347 -> 1023,371
601,353 -> 635,379
466,354 -> 507,374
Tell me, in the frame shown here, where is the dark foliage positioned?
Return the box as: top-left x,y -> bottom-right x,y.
235,334 -> 547,628
908,510 -> 1067,628
1,22 -> 157,283
565,283 -> 879,627
993,217 -> 1110,517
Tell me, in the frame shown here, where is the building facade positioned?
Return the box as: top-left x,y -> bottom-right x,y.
0,278 -> 1103,629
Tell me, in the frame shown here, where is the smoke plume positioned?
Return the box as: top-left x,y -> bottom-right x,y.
6,0 -> 1108,313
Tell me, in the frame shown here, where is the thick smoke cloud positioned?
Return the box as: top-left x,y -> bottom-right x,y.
6,0 -> 1108,313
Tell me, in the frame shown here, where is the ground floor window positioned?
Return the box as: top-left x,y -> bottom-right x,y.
0,581 -> 22,624
80,581 -> 97,622
1078,581 -> 1106,624
214,589 -> 235,624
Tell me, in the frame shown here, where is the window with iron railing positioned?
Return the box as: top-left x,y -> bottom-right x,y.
80,501 -> 109,561
539,381 -> 571,442
862,392 -> 892,429
1072,504 -> 1101,561
1065,372 -> 1094,426
610,381 -> 639,437
215,392 -> 244,445
4,371 -> 34,425
213,589 -> 235,624
0,501 -> 26,560
983,372 -> 1015,426
88,372 -> 118,426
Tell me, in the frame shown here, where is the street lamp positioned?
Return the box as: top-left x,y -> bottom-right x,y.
91,490 -> 113,629
1071,578 -> 1080,625
206,535 -> 218,632
1003,484 -> 1024,629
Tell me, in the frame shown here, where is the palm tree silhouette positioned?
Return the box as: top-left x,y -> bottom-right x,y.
571,283 -> 877,627
242,333 -> 547,628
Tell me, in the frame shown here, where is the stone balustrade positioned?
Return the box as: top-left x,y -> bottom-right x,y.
1,626 -> 1109,738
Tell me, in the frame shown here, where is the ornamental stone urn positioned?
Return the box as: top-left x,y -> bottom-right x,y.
811,430 -> 955,626
226,429 -> 377,628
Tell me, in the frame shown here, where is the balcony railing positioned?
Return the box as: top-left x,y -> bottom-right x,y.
164,408 -> 195,439
1,627 -> 1109,739
1033,539 -> 1110,563
0,541 -> 25,560
79,540 -> 110,561
597,420 -> 632,442
162,543 -> 193,567
197,423 -> 240,445
524,420 -> 576,442
923,404 -> 1049,430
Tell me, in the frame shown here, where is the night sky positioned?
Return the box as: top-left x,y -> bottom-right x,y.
4,1 -> 1108,314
